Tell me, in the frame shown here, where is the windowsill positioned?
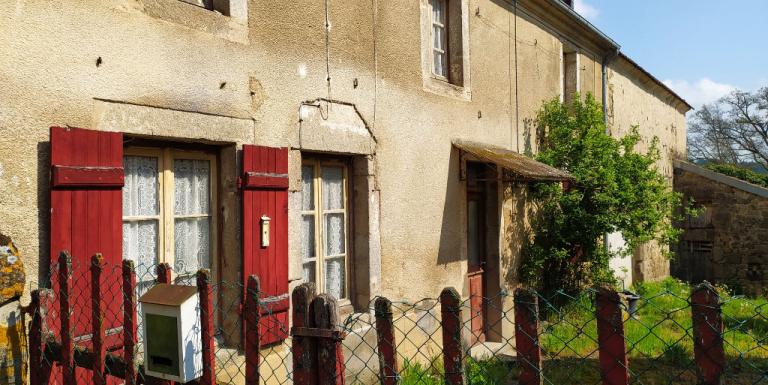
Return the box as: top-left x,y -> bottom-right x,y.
423,74 -> 471,101
132,0 -> 249,45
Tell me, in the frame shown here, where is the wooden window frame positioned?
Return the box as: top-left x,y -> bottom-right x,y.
123,147 -> 219,282
430,0 -> 450,80
301,158 -> 352,303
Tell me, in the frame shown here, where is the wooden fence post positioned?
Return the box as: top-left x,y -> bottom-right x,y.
311,294 -> 346,385
691,282 -> 725,385
440,287 -> 464,385
197,269 -> 216,385
91,254 -> 106,385
292,283 -> 318,385
245,275 -> 261,385
596,287 -> 629,385
514,289 -> 543,385
28,290 -> 43,385
156,263 -> 172,284
122,260 -> 137,385
58,251 -> 75,385
374,297 -> 399,385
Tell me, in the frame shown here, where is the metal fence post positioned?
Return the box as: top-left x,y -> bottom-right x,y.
58,251 -> 75,385
311,294 -> 345,385
292,283 -> 318,385
596,287 -> 629,385
122,260 -> 137,385
91,254 -> 106,385
245,275 -> 261,385
440,287 -> 464,385
514,289 -> 543,385
691,282 -> 725,385
197,269 -> 216,385
374,297 -> 399,385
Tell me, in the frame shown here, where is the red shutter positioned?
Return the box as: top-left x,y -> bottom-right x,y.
241,145 -> 290,345
50,126 -> 124,347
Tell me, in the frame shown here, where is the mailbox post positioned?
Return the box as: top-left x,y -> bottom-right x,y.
139,284 -> 202,383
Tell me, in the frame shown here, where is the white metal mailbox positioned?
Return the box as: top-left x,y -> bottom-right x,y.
139,284 -> 202,383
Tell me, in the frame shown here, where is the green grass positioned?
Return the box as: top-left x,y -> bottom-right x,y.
398,279 -> 768,384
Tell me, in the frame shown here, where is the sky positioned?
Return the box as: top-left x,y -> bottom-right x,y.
572,0 -> 768,110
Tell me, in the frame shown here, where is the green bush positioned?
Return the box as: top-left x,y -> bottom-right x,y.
705,163 -> 768,188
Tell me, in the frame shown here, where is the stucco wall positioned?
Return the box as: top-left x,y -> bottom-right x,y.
606,56 -> 689,283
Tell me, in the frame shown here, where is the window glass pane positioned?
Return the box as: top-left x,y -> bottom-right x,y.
432,0 -> 445,23
433,25 -> 444,50
302,262 -> 316,284
322,166 -> 344,210
302,215 -> 316,260
122,220 -> 159,277
324,213 -> 345,256
174,217 -> 210,275
302,165 -> 315,210
325,258 -> 345,299
174,159 -> 211,216
123,156 -> 159,217
434,52 -> 446,78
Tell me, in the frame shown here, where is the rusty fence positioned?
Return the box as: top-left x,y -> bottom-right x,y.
25,252 -> 768,384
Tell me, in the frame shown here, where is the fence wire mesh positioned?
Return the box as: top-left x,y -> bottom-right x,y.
29,258 -> 768,385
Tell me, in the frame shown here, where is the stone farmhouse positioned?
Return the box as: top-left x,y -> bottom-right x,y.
0,0 -> 691,381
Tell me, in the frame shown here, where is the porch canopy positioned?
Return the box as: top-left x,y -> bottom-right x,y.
453,139 -> 572,182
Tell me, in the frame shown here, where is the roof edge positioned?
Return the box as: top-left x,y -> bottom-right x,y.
674,160 -> 768,198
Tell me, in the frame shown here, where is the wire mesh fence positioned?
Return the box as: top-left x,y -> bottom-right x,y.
26,255 -> 768,385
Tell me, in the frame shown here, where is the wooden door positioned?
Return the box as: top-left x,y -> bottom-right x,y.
467,190 -> 487,344
241,145 -> 290,346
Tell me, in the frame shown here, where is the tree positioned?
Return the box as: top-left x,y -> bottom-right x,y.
689,87 -> 768,169
521,94 -> 685,295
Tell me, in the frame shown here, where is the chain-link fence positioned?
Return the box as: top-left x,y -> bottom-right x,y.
26,255 -> 768,385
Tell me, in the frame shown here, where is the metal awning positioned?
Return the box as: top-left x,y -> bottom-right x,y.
453,139 -> 571,182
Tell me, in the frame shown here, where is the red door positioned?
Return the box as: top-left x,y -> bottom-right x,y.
241,145 -> 290,345
467,190 -> 487,344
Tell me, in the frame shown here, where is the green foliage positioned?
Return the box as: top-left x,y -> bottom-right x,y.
522,94 -> 687,294
705,163 -> 768,188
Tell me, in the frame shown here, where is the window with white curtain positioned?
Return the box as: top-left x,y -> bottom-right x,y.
301,159 -> 349,300
122,148 -> 216,286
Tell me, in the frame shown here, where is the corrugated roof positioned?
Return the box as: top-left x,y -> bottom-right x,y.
453,139 -> 571,182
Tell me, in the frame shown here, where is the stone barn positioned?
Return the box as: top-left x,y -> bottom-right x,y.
672,160 -> 768,296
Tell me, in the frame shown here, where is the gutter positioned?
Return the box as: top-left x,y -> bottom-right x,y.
546,0 -> 620,51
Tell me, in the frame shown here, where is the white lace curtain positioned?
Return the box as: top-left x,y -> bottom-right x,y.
173,159 -> 211,277
122,156 -> 160,283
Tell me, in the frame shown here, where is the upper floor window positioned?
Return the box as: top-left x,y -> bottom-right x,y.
562,47 -> 579,104
421,0 -> 470,97
431,0 -> 449,79
177,0 -> 247,20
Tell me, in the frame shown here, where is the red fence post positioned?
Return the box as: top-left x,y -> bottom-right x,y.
691,282 -> 725,385
374,297 -> 399,385
514,289 -> 543,385
596,287 -> 629,385
58,251 -> 75,385
91,254 -> 106,385
122,260 -> 137,385
26,289 -> 55,385
156,263 -> 172,284
292,283 -> 318,385
311,294 -> 345,385
440,287 -> 464,385
245,275 -> 261,385
197,269 -> 216,385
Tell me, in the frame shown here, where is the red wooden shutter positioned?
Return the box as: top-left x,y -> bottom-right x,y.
50,126 -> 124,347
241,145 -> 290,345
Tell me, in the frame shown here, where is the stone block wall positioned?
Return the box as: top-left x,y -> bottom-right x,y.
672,165 -> 768,296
